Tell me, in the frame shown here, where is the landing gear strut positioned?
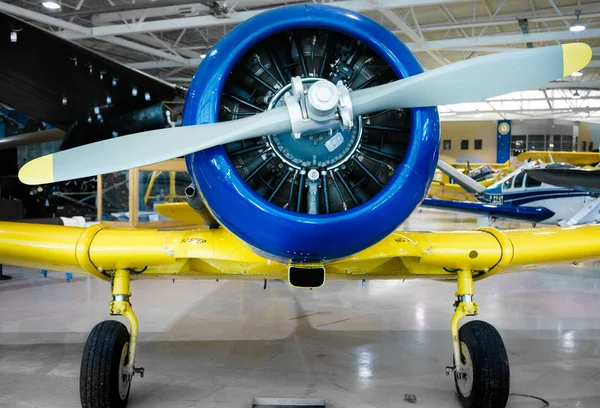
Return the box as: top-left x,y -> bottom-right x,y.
80,269 -> 144,408
446,269 -> 510,408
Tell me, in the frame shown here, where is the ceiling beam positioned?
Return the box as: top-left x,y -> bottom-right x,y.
0,1 -> 90,35
59,0 -> 471,39
541,81 -> 600,89
129,58 -> 204,69
418,29 -> 600,50
376,6 -> 448,66
588,60 -> 600,69
101,36 -> 187,63
410,3 -> 600,34
0,2 -> 188,63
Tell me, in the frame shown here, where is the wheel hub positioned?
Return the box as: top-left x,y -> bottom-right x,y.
266,78 -> 363,171
118,341 -> 131,400
455,341 -> 474,398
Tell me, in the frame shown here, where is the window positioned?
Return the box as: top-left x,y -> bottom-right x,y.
560,134 -> 573,151
525,174 -> 542,188
511,135 -> 526,156
443,140 -> 451,150
513,172 -> 525,188
461,140 -> 469,150
503,177 -> 513,190
582,141 -> 587,152
474,139 -> 482,150
527,135 -> 545,151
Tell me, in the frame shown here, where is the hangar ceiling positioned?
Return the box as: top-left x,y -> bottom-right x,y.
2,0 -> 600,123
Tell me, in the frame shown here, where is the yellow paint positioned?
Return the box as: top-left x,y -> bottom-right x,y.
451,300 -> 478,366
517,151 -> 599,165
456,269 -> 474,296
155,202 -> 208,225
0,221 -> 600,283
75,224 -> 109,281
112,269 -> 132,297
18,154 -> 54,185
474,227 -> 514,281
109,269 -> 138,374
562,43 -> 592,77
450,269 -> 478,369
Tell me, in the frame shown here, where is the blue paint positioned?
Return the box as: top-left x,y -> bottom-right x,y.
421,198 -> 554,222
183,4 -> 439,262
483,189 -> 589,206
496,120 -> 511,164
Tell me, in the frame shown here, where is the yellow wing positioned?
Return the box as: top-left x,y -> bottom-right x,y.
155,202 -> 209,225
427,181 -> 478,202
517,151 -> 600,165
427,173 -> 505,202
0,221 -> 598,283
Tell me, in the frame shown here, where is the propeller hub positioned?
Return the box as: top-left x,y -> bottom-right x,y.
267,78 -> 363,171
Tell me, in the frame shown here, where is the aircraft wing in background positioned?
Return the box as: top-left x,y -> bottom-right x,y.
421,198 -> 555,225
517,151 -> 600,165
526,168 -> 600,194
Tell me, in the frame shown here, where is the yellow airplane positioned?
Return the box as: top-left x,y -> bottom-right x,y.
2,5 -> 598,408
428,162 -> 510,202
518,150 -> 600,165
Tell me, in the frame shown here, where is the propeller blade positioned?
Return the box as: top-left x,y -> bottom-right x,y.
18,107 -> 291,185
18,43 -> 591,186
351,43 -> 591,115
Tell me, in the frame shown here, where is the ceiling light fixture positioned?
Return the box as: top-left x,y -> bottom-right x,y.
571,71 -> 583,77
42,1 -> 61,10
570,9 -> 585,32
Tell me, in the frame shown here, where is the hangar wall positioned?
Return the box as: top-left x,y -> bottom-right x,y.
440,120 -> 598,164
580,122 -> 599,149
440,121 -> 497,163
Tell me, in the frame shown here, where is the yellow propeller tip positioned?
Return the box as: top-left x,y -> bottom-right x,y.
18,155 -> 55,185
562,43 -> 592,77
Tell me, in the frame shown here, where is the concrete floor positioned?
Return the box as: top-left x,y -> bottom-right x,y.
1,209 -> 600,408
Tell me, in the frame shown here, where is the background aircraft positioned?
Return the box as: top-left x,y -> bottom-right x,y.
0,11 -> 185,218
1,5 -> 599,408
527,165 -> 600,194
425,159 -> 600,226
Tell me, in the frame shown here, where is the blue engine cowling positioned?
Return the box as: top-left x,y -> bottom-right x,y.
183,4 -> 439,262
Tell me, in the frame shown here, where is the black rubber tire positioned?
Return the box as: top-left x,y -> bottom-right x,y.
80,320 -> 131,408
455,320 -> 510,408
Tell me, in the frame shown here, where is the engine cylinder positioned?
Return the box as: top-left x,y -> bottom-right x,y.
184,4 -> 439,262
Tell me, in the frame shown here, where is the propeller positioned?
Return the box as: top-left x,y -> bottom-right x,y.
19,43 -> 591,185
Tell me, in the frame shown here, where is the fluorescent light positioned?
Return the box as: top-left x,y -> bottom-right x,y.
200,54 -> 206,58
42,1 -> 61,10
570,9 -> 585,32
571,71 -> 583,77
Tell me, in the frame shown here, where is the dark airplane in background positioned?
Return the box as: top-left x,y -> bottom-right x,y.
0,11 -> 185,219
